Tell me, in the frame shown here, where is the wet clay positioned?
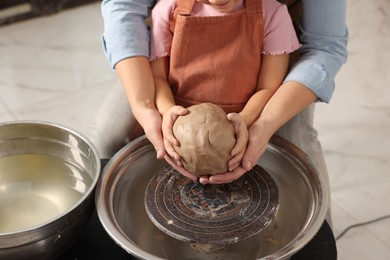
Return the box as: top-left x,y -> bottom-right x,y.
172,103 -> 236,175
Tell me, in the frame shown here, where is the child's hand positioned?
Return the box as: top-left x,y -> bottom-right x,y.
161,105 -> 187,164
203,121 -> 270,184
164,154 -> 198,182
198,113 -> 249,185
226,112 -> 248,172
161,105 -> 198,182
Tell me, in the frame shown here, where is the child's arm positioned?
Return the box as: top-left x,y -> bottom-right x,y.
223,54 -> 289,175
151,56 -> 185,150
150,57 -> 176,115
239,54 -> 290,127
151,57 -> 195,181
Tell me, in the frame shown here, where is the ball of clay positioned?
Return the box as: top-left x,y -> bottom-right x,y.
173,103 -> 236,176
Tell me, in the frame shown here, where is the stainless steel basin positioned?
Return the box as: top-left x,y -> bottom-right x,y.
0,121 -> 100,259
96,135 -> 328,259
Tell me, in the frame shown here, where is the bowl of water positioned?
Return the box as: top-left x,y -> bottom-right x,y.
0,121 -> 100,259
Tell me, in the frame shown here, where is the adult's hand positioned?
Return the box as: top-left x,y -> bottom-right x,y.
226,112 -> 248,172
200,165 -> 246,184
240,121 -> 270,172
136,107 -> 166,159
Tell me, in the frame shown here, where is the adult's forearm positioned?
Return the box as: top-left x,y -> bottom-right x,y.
254,80 -> 316,138
114,57 -> 166,159
115,57 -> 156,118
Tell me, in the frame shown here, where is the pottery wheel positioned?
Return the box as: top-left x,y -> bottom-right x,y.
144,165 -> 279,245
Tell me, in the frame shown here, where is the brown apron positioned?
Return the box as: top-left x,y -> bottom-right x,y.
168,0 -> 264,113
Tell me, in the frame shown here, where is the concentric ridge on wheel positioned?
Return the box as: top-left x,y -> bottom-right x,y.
145,165 -> 279,244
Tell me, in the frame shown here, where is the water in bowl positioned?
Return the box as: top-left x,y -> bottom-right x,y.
0,154 -> 93,233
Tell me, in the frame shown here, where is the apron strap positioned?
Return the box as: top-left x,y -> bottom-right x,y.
246,0 -> 263,14
169,0 -> 196,32
175,0 -> 196,15
169,0 -> 263,32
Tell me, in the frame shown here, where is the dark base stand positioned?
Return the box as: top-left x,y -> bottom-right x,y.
57,210 -> 336,260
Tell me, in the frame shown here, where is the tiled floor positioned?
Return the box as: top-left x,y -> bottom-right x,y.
1,1 -> 389,259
